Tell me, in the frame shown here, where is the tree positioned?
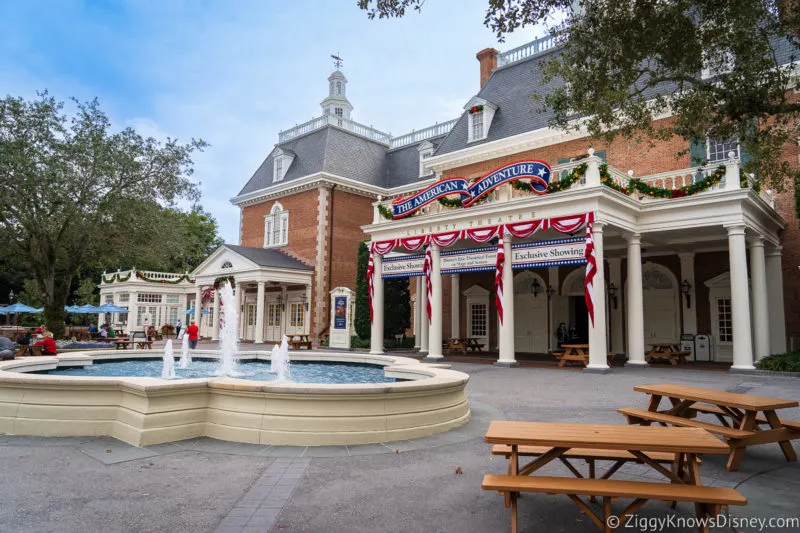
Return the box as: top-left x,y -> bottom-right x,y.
354,241 -> 371,340
0,92 -> 205,338
359,1 -> 800,195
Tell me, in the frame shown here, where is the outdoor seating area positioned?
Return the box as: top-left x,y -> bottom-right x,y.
443,337 -> 484,355
288,335 -> 312,350
645,343 -> 691,365
552,344 -> 619,368
482,383 -> 800,533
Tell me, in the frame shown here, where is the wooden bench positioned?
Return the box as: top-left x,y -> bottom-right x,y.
443,339 -> 466,355
114,340 -> 153,350
552,352 -> 618,367
691,404 -> 800,432
15,345 -> 43,357
619,407 -> 753,439
289,335 -> 312,350
482,474 -> 747,533
645,350 -> 690,365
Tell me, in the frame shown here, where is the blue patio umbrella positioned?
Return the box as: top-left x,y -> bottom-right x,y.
3,303 -> 43,313
184,308 -> 212,315
72,304 -> 102,314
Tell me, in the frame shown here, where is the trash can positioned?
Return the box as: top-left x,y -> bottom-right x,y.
680,334 -> 695,359
694,334 -> 712,362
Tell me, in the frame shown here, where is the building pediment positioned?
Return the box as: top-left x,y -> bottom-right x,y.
704,272 -> 731,288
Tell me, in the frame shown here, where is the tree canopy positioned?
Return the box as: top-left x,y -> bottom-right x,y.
359,0 -> 800,194
0,92 -> 208,337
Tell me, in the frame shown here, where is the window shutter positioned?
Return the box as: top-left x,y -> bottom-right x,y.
689,138 -> 707,166
281,212 -> 289,245
265,217 -> 273,247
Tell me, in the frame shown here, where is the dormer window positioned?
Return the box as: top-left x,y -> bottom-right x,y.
272,148 -> 295,183
464,97 -> 498,143
418,140 -> 435,178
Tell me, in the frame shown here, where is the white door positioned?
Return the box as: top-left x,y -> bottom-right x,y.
643,290 -> 678,345
514,293 -> 548,353
245,303 -> 256,340
266,303 -> 282,342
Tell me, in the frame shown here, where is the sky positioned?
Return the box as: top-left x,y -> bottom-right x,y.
0,0 -> 551,243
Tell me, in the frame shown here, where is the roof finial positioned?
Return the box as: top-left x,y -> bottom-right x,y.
331,53 -> 343,70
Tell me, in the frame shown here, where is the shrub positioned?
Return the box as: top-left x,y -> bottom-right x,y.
756,351 -> 800,373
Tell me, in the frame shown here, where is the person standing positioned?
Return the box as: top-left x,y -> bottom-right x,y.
175,318 -> 182,339
186,320 -> 199,349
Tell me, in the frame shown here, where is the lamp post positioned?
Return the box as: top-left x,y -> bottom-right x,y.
607,283 -> 618,310
300,292 -> 309,311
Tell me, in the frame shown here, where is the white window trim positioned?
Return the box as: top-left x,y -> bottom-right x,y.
272,148 -> 294,183
418,141 -> 435,178
464,97 -> 498,144
264,202 -> 289,248
464,285 -> 490,348
707,137 -> 740,163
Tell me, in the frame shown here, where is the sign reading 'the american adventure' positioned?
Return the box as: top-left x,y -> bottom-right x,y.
391,160 -> 551,218
380,237 -> 586,278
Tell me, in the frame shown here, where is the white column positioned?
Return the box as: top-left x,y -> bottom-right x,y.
426,245 -> 444,360
236,285 -> 245,340
587,222 -> 609,371
451,274 -> 460,339
749,236 -> 770,362
193,286 -> 201,329
678,253 -> 697,335
496,236 -> 517,366
254,281 -> 266,344
625,234 -> 646,366
548,266 -> 559,351
420,275 -> 429,353
727,225 -> 755,370
211,289 -> 221,341
584,148 -> 602,187
413,277 -> 422,349
370,254 -> 384,354
305,285 -> 312,336
724,153 -> 741,191
607,258 -> 624,354
128,292 -> 139,335
766,247 -> 787,354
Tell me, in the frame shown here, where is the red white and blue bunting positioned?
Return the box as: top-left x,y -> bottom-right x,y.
367,212 -> 597,325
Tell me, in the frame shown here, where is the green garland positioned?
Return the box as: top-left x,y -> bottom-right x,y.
512,162 -> 589,194
213,275 -> 235,289
102,271 -> 132,283
136,272 -> 194,284
740,173 -> 761,193
378,204 -> 394,220
600,164 -> 726,198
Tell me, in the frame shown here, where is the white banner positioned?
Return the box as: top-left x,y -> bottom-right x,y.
381,238 -> 586,278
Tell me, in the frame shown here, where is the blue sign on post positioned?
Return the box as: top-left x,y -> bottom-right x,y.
334,296 -> 347,330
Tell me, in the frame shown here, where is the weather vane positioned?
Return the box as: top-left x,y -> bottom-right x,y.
331,53 -> 343,69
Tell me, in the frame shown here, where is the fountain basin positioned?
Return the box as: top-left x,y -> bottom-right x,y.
0,350 -> 470,447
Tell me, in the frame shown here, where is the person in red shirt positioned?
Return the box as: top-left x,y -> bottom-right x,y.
34,332 -> 57,355
186,321 -> 199,349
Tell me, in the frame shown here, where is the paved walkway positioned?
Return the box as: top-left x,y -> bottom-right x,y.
0,363 -> 798,532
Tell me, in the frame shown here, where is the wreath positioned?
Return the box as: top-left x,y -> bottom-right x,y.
135,272 -> 193,284
468,105 -> 484,114
213,275 -> 236,289
102,271 -> 133,283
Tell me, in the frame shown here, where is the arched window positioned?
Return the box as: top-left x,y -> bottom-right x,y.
221,261 -> 233,269
264,203 -> 289,248
335,81 -> 342,95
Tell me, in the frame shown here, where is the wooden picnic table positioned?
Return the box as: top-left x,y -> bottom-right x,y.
114,339 -> 153,350
289,334 -> 312,350
484,420 -> 735,533
553,344 -> 616,367
443,338 -> 466,355
463,337 -> 484,352
15,345 -> 44,357
645,343 -> 690,365
623,383 -> 800,471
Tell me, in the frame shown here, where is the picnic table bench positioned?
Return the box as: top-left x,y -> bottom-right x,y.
15,345 -> 43,357
463,337 -> 484,352
443,338 -> 466,355
620,383 -> 800,471
552,344 -> 617,367
289,335 -> 312,350
483,420 -> 740,533
114,339 -> 153,350
645,343 -> 690,365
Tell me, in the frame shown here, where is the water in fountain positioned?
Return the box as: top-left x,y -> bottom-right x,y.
217,282 -> 239,376
180,331 -> 191,368
271,335 -> 291,381
162,340 -> 176,379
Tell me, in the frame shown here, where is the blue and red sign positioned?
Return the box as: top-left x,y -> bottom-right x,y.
391,160 -> 551,218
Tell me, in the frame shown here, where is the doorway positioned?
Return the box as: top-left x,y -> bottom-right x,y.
245,303 -> 256,340
568,296 -> 589,344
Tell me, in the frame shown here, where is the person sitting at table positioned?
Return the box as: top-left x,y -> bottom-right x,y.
556,322 -> 568,348
106,325 -> 115,338
0,336 -> 14,358
16,330 -> 32,346
34,331 -> 57,355
34,324 -> 47,339
98,324 -> 108,338
88,323 -> 98,337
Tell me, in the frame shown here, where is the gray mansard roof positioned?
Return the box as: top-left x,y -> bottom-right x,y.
237,127 -> 388,196
384,134 -> 446,188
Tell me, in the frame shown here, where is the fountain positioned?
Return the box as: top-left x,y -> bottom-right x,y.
216,282 -> 239,376
179,331 -> 191,368
161,339 -> 176,379
270,336 -> 291,381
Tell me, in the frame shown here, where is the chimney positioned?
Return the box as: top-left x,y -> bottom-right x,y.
476,48 -> 499,88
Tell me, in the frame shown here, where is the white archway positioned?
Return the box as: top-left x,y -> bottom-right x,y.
513,270 -> 549,353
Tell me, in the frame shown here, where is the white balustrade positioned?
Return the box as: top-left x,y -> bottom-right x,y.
389,119 -> 459,149
279,115 -> 392,144
497,34 -> 558,66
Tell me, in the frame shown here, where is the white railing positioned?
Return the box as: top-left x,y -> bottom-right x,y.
138,271 -> 185,281
389,119 -> 459,149
101,269 -> 190,284
279,115 -> 392,144
498,34 -> 558,66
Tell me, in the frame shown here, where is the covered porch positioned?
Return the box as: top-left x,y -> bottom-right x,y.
364,152 -> 786,371
192,244 -> 313,343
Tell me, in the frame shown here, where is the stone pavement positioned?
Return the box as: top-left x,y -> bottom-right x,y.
0,363 -> 798,532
